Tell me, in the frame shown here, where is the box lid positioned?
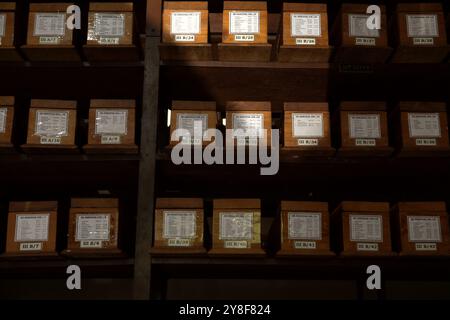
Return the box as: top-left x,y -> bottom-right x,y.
214,199 -> 260,209
71,198 -> 118,208
340,201 -> 389,212
30,3 -> 73,12
226,101 -> 271,112
224,1 -> 267,11
0,3 -> 16,10
281,201 -> 328,212
0,96 -> 15,106
9,201 -> 58,212
398,101 -> 446,112
164,1 -> 208,10
91,99 -> 136,109
283,3 -> 327,13
397,3 -> 443,13
156,198 -> 203,209
89,2 -> 133,12
397,202 -> 446,212
340,101 -> 387,111
284,102 -> 328,112
172,100 -> 216,111
31,99 -> 77,109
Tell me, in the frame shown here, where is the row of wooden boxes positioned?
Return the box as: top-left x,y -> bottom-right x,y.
0,2 -> 141,61
0,97 -> 137,154
167,100 -> 450,157
160,1 -> 450,63
152,198 -> 450,257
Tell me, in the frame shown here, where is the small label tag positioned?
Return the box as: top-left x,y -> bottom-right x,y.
237,137 -> 258,146
415,138 -> 436,146
297,138 -> 318,146
357,243 -> 379,251
20,242 -> 42,251
295,38 -> 316,45
99,37 -> 120,45
39,36 -> 60,44
181,137 -> 202,145
40,136 -> 61,144
101,135 -> 121,144
294,241 -> 316,249
80,240 -> 102,248
168,238 -> 191,247
415,243 -> 437,251
175,34 -> 195,42
355,37 -> 376,46
355,139 -> 376,146
224,240 -> 248,249
234,34 -> 254,42
413,38 -> 434,45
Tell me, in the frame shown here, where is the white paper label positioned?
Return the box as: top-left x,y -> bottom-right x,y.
232,113 -> 263,138
168,238 -> 191,247
408,113 -> 441,138
349,14 -> 379,38
0,14 -> 6,37
175,34 -> 195,42
98,37 -> 120,45
95,109 -> 128,135
0,107 -> 7,133
76,214 -> 110,241
355,139 -> 376,146
288,212 -> 321,240
229,11 -> 260,34
408,216 -> 442,242
415,243 -> 437,251
35,110 -> 69,137
294,241 -> 316,249
40,136 -> 61,144
39,36 -> 60,44
413,38 -> 434,45
407,15 -> 439,37
80,240 -> 102,248
94,13 -> 125,37
163,211 -> 197,239
357,243 -> 379,251
415,138 -> 437,146
20,242 -> 43,251
224,240 -> 248,248
101,135 -> 121,144
291,14 -> 321,37
295,38 -> 316,45
350,215 -> 383,242
34,13 -> 66,36
292,113 -> 323,138
234,34 -> 254,42
297,138 -> 318,146
176,113 -> 208,145
15,214 -> 49,242
171,12 -> 201,35
219,212 -> 253,240
349,114 -> 381,139
356,38 -> 376,46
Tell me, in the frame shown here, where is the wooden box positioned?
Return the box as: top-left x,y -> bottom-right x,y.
332,4 -> 392,64
218,1 -> 272,62
63,198 -> 122,258
22,3 -> 80,61
209,199 -> 265,256
0,96 -> 14,152
391,3 -> 449,63
83,3 -> 139,62
0,3 -> 21,61
337,101 -> 393,157
225,101 -> 271,147
22,99 -> 78,153
83,99 -> 138,154
393,102 -> 450,157
282,102 -> 334,157
277,3 -> 332,63
160,1 -> 212,61
2,201 -> 58,258
393,202 -> 450,256
151,198 -> 206,255
277,201 -> 333,257
169,100 -> 217,147
332,201 -> 394,256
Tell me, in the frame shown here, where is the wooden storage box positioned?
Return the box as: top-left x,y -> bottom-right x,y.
0,3 -> 21,61
282,102 -> 334,157
2,201 -> 58,258
332,201 -> 394,256
393,102 -> 450,157
393,202 -> 450,256
391,3 -> 449,63
218,1 -> 271,62
63,198 -> 122,258
22,3 -> 80,61
169,100 -> 217,147
151,198 -> 206,255
84,99 -> 138,154
277,3 -> 332,63
209,199 -> 265,256
336,101 -> 393,157
22,99 -> 78,153
277,201 -> 333,256
83,2 -> 139,61
0,96 -> 14,152
332,4 -> 392,64
225,101 -> 271,147
160,1 -> 212,61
